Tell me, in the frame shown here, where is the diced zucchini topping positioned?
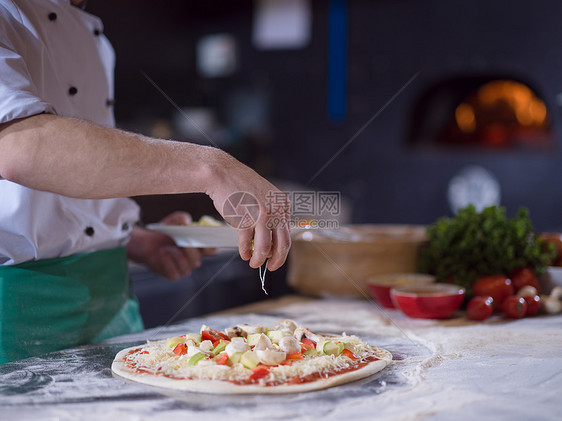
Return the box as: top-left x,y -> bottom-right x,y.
187,352 -> 205,366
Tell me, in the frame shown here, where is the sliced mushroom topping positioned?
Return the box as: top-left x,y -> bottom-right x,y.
224,326 -> 244,338
278,336 -> 300,354
256,349 -> 287,366
304,330 -> 323,343
293,327 -> 306,342
225,340 -> 250,357
294,327 -> 322,343
236,324 -> 267,336
199,340 -> 214,352
254,333 -> 273,351
184,339 -> 197,349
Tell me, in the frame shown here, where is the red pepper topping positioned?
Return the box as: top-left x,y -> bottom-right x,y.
202,329 -> 230,343
218,332 -> 230,341
301,338 -> 316,350
215,352 -> 229,365
287,352 -> 304,360
201,330 -> 219,342
172,343 -> 188,356
341,348 -> 357,360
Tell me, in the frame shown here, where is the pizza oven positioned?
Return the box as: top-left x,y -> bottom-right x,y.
409,77 -> 553,150
402,75 -> 557,216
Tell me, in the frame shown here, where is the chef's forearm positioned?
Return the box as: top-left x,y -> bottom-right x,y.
0,113 -> 223,198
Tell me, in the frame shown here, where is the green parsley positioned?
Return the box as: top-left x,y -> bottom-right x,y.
417,205 -> 554,293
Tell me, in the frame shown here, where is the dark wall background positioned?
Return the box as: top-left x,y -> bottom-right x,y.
88,0 -> 562,231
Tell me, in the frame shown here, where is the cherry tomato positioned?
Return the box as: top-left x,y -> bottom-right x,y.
510,268 -> 540,294
522,295 -> 541,317
466,296 -> 494,321
473,275 -> 514,310
502,296 -> 527,319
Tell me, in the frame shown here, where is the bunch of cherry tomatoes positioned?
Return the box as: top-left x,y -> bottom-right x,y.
467,268 -> 541,320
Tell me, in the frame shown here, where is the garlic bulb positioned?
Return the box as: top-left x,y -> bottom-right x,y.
541,287 -> 562,314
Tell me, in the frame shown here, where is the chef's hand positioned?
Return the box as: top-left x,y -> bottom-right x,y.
126,211 -> 217,281
205,151 -> 291,271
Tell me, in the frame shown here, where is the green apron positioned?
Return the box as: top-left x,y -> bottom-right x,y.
0,246 -> 144,364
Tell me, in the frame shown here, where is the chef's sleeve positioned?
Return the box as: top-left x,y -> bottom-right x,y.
0,17 -> 54,124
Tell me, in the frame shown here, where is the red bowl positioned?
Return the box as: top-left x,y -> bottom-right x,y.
368,274 -> 435,309
391,283 -> 465,319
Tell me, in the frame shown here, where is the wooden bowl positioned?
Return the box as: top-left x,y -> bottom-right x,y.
287,225 -> 427,298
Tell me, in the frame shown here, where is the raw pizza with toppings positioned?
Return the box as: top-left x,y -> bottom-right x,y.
111,320 -> 392,394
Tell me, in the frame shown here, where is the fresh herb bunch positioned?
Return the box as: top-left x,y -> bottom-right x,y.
417,205 -> 554,292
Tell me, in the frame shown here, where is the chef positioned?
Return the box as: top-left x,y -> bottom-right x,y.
0,0 -> 290,363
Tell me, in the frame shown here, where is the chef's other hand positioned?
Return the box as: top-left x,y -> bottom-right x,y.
205,151 -> 291,271
126,211 -> 217,281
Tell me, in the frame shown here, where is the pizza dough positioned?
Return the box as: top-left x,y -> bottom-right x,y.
111,320 -> 392,394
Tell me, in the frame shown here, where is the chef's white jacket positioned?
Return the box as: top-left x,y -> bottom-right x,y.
0,0 -> 140,265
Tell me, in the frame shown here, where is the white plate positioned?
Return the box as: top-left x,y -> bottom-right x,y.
146,224 -> 238,248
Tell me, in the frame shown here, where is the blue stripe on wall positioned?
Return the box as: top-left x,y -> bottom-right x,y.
328,0 -> 347,123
